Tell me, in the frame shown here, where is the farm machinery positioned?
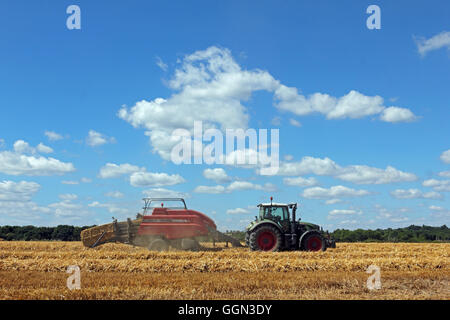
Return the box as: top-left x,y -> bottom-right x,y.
245,198 -> 336,251
81,198 -> 243,251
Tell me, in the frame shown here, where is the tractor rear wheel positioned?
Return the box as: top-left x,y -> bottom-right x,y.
249,225 -> 282,252
302,233 -> 326,251
148,238 -> 169,251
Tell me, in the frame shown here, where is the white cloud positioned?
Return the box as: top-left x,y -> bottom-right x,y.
390,189 -> 443,199
105,191 -> 124,198
86,130 -> 116,147
0,151 -> 75,176
283,176 -> 319,187
61,180 -> 79,185
302,185 -> 371,199
325,199 -> 342,205
44,131 -> 64,141
203,168 -> 231,183
276,156 -> 417,185
87,201 -> 130,216
438,171 -> 450,178
194,181 -> 276,194
0,181 -> 41,201
13,140 -> 34,154
98,163 -> 143,179
156,56 -> 168,71
36,143 -> 53,154
415,31 -> 450,56
58,194 -> 78,201
13,140 -> 53,155
274,88 -> 417,122
80,177 -> 92,183
422,179 -> 450,192
271,116 -> 281,126
380,107 -> 418,123
193,185 -> 226,194
227,207 -> 251,215
0,139 -> 5,148
226,181 -> 277,192
142,188 -> 190,199
119,46 -> 416,161
129,172 -> 185,187
289,119 -> 302,127
329,209 -> 362,216
440,149 -> 450,164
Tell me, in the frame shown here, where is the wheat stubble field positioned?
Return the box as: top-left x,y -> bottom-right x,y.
0,241 -> 448,300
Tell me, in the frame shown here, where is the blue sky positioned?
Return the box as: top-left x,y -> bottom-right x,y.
0,0 -> 449,231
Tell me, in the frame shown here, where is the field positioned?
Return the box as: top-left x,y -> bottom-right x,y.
0,241 -> 448,300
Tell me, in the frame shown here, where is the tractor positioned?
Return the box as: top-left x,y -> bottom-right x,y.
245,198 -> 336,251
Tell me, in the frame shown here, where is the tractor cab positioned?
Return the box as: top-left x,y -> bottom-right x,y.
257,200 -> 297,234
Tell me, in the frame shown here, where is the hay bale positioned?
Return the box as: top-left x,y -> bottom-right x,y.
81,223 -> 116,247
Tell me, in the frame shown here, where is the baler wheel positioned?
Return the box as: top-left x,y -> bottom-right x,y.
148,238 -> 169,252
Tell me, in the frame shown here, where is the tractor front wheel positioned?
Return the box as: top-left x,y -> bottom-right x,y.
249,225 -> 282,252
302,233 -> 326,252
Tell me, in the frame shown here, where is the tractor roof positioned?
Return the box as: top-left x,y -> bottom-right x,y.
258,203 -> 289,207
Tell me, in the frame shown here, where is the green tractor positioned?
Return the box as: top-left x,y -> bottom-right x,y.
245,197 -> 336,252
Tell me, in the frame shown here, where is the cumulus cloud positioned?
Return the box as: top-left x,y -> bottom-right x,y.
194,181 -> 276,194
105,191 -> 124,198
380,107 -> 418,123
276,156 -> 416,185
227,207 -> 251,215
0,151 -> 75,176
302,185 -> 371,199
415,31 -> 450,56
438,171 -> 450,178
156,56 -> 168,71
36,143 -> 54,154
227,181 -> 277,192
390,189 -> 443,200
440,149 -> 450,164
0,180 -> 41,201
129,172 -> 185,187
13,140 -> 53,155
58,194 -> 78,201
193,185 -> 226,194
119,46 -> 417,160
289,119 -> 302,127
44,131 -> 64,141
329,209 -> 362,216
142,188 -> 190,199
203,168 -> 231,183
283,176 -> 319,187
422,179 -> 450,192
86,130 -> 116,147
98,163 -> 143,179
87,201 -> 130,216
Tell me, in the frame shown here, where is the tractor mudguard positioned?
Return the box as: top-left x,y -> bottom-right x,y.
247,220 -> 281,233
298,230 -> 323,249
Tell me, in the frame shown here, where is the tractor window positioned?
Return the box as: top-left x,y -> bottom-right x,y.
263,206 -> 288,220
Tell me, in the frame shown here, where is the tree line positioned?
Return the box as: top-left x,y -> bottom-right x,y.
0,224 -> 448,242
0,225 -> 94,241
